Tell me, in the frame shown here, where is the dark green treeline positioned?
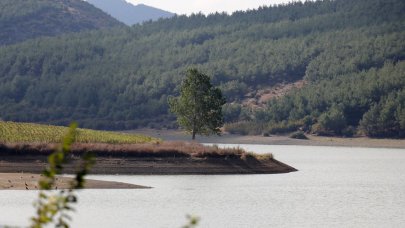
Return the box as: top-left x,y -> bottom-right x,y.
0,0 -> 404,137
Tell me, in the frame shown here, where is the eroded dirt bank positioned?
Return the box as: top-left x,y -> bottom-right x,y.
0,142 -> 297,175
0,156 -> 296,175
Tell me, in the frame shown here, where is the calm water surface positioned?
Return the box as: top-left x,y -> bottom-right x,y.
1,145 -> 405,227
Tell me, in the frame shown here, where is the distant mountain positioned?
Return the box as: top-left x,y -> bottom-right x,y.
0,0 -> 123,45
86,0 -> 174,25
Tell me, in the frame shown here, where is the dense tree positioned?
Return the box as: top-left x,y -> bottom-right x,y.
0,0 -> 122,45
0,0 -> 403,138
360,90 -> 405,137
313,105 -> 347,135
168,69 -> 225,139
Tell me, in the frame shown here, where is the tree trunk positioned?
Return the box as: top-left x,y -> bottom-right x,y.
192,130 -> 196,140
192,116 -> 196,140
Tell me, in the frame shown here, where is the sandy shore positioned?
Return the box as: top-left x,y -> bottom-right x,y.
126,129 -> 405,149
0,173 -> 150,190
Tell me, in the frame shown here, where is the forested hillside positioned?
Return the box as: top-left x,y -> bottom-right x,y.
86,0 -> 174,25
0,0 -> 123,45
0,0 -> 404,137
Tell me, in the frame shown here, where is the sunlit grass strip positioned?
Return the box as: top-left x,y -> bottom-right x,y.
246,152 -> 273,161
0,121 -> 159,144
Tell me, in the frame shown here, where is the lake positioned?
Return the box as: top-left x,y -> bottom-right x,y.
1,145 -> 405,227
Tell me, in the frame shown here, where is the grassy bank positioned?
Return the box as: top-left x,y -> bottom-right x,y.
0,121 -> 298,175
0,141 -> 272,161
0,142 -> 294,175
0,121 -> 273,161
0,121 -> 158,144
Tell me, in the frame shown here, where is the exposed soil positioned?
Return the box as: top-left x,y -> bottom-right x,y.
0,173 -> 149,190
0,156 -> 296,175
0,142 -> 297,176
241,80 -> 305,108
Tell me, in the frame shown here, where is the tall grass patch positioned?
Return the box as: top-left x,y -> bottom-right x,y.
0,121 -> 159,144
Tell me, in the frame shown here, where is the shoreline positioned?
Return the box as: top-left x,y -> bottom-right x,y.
0,142 -> 297,175
0,173 -> 150,190
125,129 -> 405,149
0,156 -> 297,176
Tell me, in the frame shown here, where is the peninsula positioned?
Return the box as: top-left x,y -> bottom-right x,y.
0,121 -> 297,190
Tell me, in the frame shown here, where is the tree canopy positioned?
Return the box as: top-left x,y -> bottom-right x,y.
0,0 -> 404,137
0,0 -> 122,46
168,69 -> 226,139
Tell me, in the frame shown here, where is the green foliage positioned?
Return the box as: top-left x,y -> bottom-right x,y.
182,215 -> 200,228
224,121 -> 261,135
0,0 -> 122,45
253,61 -> 405,137
266,120 -> 304,135
222,103 -> 243,122
31,123 -> 95,228
360,90 -> 405,138
224,119 -> 303,135
316,105 -> 347,135
168,69 -> 226,139
0,0 -> 403,136
0,121 -> 159,144
341,126 -> 356,137
220,81 -> 248,101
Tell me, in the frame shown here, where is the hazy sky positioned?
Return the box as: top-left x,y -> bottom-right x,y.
127,0 -> 300,15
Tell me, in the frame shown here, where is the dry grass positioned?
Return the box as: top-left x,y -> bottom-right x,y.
0,141 -> 272,161
246,152 -> 273,161
0,121 -> 272,161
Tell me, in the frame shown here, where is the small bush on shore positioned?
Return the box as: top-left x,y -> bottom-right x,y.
224,120 -> 304,136
289,131 -> 308,140
224,121 -> 263,135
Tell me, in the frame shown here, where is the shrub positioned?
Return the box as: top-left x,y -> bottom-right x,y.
224,121 -> 263,135
225,119 -> 305,136
315,105 -> 347,135
341,126 -> 356,137
289,131 -> 308,140
266,120 -> 302,135
360,91 -> 405,138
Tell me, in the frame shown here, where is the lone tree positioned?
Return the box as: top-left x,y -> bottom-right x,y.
168,68 -> 226,140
